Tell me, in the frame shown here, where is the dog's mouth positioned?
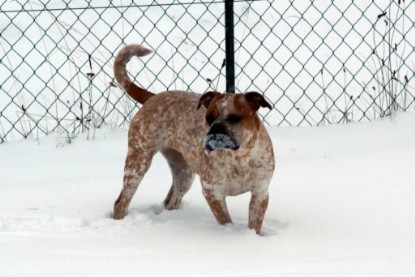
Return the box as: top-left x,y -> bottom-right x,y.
204,133 -> 240,152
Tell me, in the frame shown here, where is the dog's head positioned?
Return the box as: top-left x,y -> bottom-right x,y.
197,91 -> 272,153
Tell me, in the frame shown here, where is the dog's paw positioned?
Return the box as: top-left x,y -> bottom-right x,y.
164,198 -> 182,210
112,211 -> 126,220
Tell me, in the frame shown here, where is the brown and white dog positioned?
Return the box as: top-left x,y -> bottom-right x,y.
112,44 -> 275,234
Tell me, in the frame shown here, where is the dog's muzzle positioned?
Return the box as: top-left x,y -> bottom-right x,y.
204,122 -> 240,152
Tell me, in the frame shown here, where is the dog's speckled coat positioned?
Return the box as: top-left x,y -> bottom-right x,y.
113,44 -> 275,234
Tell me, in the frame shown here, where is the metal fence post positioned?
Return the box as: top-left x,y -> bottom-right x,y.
224,0 -> 235,93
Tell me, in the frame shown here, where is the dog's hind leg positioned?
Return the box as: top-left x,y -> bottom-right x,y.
162,148 -> 195,210
113,147 -> 155,219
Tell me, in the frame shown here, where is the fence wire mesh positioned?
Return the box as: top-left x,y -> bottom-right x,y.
1,0 -> 414,143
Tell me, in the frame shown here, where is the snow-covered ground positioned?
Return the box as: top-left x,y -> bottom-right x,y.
1,111 -> 414,276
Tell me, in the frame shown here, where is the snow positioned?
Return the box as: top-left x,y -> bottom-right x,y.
1,112 -> 415,276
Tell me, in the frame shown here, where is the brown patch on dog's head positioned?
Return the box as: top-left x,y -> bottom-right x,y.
244,92 -> 272,111
199,92 -> 270,123
197,91 -> 224,110
231,92 -> 271,130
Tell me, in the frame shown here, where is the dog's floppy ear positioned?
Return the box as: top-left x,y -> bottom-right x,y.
197,91 -> 221,109
244,92 -> 272,111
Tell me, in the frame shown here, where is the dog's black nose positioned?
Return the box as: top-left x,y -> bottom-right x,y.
208,121 -> 227,135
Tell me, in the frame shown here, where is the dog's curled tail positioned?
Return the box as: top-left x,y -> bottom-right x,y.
114,44 -> 155,104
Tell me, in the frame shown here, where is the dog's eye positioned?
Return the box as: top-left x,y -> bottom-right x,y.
206,114 -> 216,125
227,114 -> 242,124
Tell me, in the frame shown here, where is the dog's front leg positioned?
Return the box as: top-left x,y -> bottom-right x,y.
202,188 -> 232,225
248,192 -> 269,234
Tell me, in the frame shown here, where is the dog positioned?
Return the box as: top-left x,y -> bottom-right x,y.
112,44 -> 275,234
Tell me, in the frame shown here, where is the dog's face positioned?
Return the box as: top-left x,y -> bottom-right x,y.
197,92 -> 272,153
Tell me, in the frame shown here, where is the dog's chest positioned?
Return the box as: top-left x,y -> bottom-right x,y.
202,150 -> 273,196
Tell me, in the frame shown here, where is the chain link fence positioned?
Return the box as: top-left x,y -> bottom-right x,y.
1,0 -> 414,143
